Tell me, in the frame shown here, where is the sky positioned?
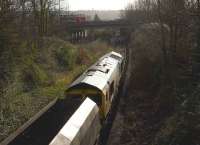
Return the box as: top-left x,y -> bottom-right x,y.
62,0 -> 136,11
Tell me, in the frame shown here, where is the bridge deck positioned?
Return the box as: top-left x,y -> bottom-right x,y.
68,20 -> 130,29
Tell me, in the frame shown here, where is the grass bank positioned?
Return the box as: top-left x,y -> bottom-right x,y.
0,39 -> 114,142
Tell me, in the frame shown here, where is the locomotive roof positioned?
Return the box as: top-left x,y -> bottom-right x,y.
68,51 -> 123,91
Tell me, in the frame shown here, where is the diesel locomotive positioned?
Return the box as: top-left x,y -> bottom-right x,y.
65,51 -> 124,119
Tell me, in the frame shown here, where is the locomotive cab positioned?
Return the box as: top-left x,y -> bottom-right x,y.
65,83 -> 106,118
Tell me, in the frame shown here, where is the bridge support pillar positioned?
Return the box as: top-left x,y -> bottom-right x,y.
71,29 -> 88,43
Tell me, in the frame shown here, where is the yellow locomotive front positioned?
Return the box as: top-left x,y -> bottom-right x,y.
65,84 -> 106,118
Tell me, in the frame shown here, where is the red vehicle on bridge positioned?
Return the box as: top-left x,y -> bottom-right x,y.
75,16 -> 86,25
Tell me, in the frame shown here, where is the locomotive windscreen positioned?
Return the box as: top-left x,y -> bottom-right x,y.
87,95 -> 102,106
66,94 -> 83,103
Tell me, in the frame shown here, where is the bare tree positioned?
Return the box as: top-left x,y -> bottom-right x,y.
157,0 -> 168,66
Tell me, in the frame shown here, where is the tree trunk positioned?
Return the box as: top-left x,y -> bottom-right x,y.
157,0 -> 168,67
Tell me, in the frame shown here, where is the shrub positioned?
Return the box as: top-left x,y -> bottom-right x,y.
21,62 -> 49,91
55,45 -> 77,70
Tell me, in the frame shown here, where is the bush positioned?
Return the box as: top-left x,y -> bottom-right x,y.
21,62 -> 49,91
55,45 -> 77,70
129,24 -> 166,88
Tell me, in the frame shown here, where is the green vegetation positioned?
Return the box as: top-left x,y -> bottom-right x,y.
0,38 -> 114,142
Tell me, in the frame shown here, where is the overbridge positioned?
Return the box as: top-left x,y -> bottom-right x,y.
67,19 -> 131,43
67,19 -> 130,29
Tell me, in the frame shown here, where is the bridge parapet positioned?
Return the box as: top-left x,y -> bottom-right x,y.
68,20 -> 130,29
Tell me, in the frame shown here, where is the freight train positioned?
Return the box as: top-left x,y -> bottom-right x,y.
65,51 -> 124,119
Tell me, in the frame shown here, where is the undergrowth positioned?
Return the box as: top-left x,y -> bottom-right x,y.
0,38 -> 114,142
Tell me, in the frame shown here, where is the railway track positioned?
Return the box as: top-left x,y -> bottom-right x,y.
2,98 -> 82,145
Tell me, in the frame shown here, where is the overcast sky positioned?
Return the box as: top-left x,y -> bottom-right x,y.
62,0 -> 136,10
